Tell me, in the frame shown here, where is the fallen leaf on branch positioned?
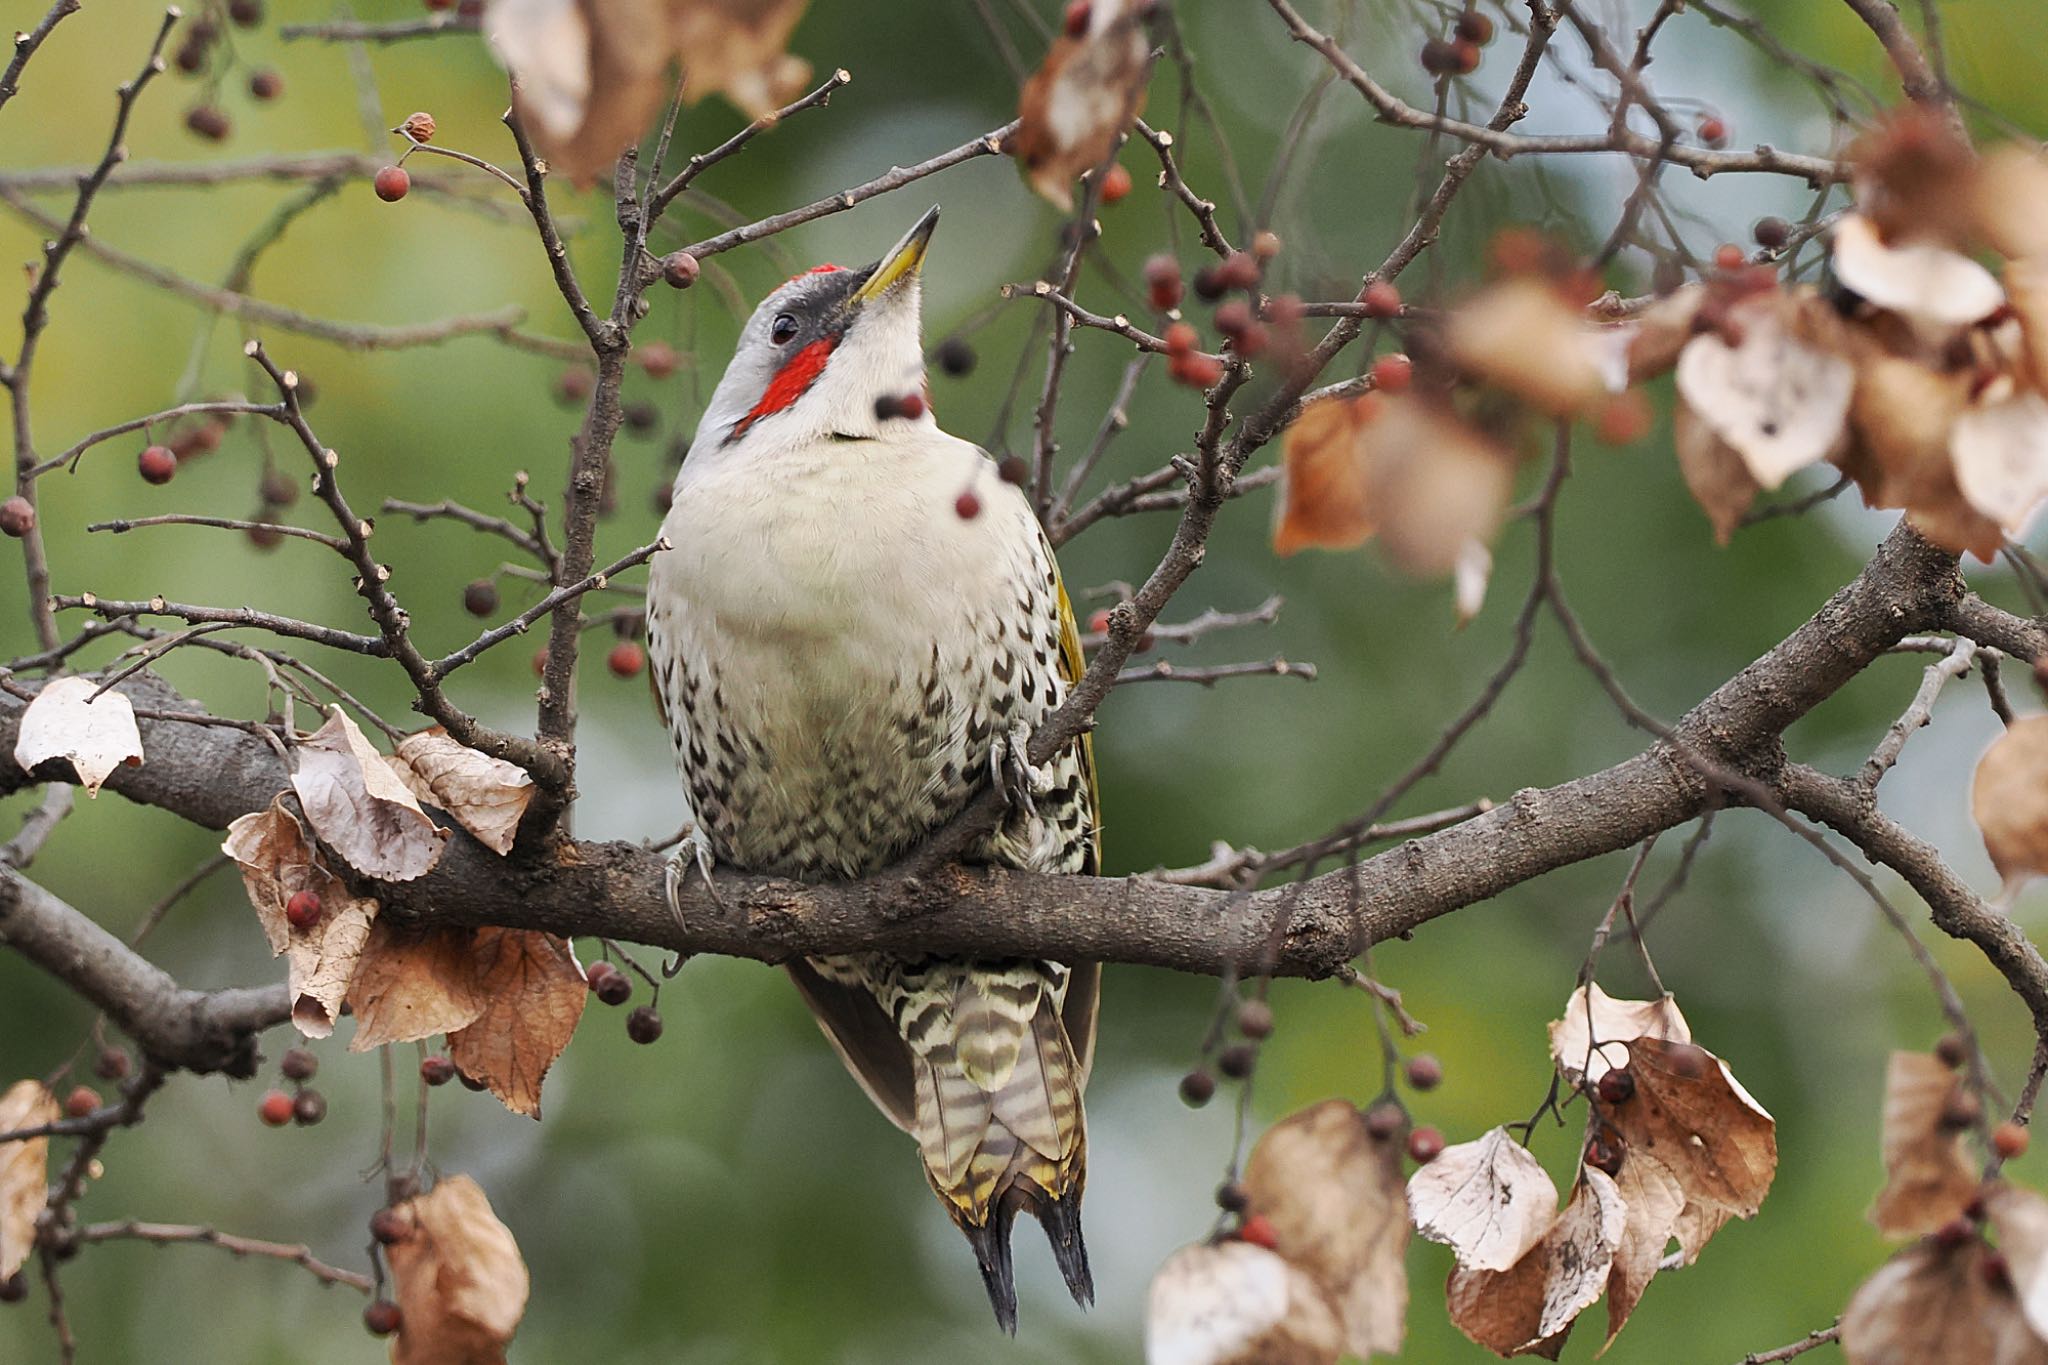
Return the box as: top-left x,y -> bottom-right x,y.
222,797 -> 380,1039
11,675 -> 142,796
392,729 -> 536,856
1144,1239 -> 1344,1365
1951,390 -> 2048,537
487,0 -> 814,187
1443,1166 -> 1625,1359
1600,1147 -> 1686,1347
1831,212 -> 2005,330
1548,984 -> 1690,1087
0,1080 -> 58,1280
1408,1125 -> 1558,1273
1676,291 -> 1854,490
445,929 -> 587,1118
1013,0 -> 1151,210
386,1174 -> 529,1365
1444,278 -> 1615,417
291,708 -> 447,883
1274,394 -> 1378,555
1841,1234 -> 2048,1365
1871,1051 -> 1981,1237
1974,715 -> 2048,890
1674,400 -> 1762,544
1242,1099 -> 1408,1359
347,923 -> 490,1053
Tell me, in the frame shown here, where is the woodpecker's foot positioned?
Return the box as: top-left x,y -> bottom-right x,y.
993,723 -> 1056,817
663,826 -> 724,922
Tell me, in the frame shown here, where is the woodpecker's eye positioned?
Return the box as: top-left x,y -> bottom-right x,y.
770,314 -> 800,345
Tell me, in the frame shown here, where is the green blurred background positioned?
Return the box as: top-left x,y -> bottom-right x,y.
4,1 -> 2047,1360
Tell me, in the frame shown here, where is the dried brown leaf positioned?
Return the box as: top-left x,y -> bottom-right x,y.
2005,260 -> 2048,397
1012,0 -> 1150,210
1444,1167 -> 1625,1359
1603,1037 -> 1776,1260
387,1174 -> 529,1365
1274,395 -> 1377,556
1988,1183 -> 2048,1344
1841,1238 -> 2048,1365
1973,146 -> 2048,263
221,796 -> 380,1039
1676,292 -> 1854,489
1548,984 -> 1690,1087
391,729 -> 536,856
1624,285 -> 1705,384
347,922 -> 490,1053
1674,400 -> 1761,544
669,0 -> 813,117
0,1080 -> 58,1280
445,929 -> 587,1119
1870,1051 -> 1980,1237
1600,1147 -> 1686,1350
1975,715 -> 2048,888
1242,1100 -> 1407,1359
1408,1126 -> 1558,1273
1951,390 -> 2048,537
1840,349 -> 2005,561
1362,397 -> 1514,579
1832,212 -> 2006,328
291,708 -> 447,883
12,676 -> 143,797
1144,1239 -> 1344,1365
1444,279 -> 1613,417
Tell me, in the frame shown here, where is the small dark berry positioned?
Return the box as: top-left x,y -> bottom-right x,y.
0,1271 -> 26,1303
1178,1069 -> 1215,1107
245,522 -> 283,551
1364,1101 -> 1404,1140
1941,1089 -> 1983,1131
590,963 -> 633,1007
285,890 -> 323,931
622,401 -> 659,435
1983,1249 -> 2012,1290
293,1089 -> 327,1125
993,456 -> 1026,486
1404,1054 -> 1443,1092
1191,265 -> 1225,302
1449,38 -> 1481,74
462,580 -> 498,617
1237,1213 -> 1278,1249
373,166 -> 410,202
259,470 -> 299,507
1098,162 -> 1132,205
1586,1131 -> 1625,1176
1217,1043 -> 1257,1080
1236,1000 -> 1274,1039
1933,1216 -> 1976,1249
458,1069 -> 488,1092
1144,255 -> 1184,312
93,1047 -> 130,1082
638,341 -> 682,380
556,368 -> 595,405
661,251 -> 701,289
257,1090 -> 295,1126
955,489 -> 981,520
1995,1121 -> 2030,1160
606,641 -> 645,679
1407,1125 -> 1445,1163
1063,0 -> 1090,38
280,1047 -> 318,1081
1454,10 -> 1493,44
1362,280 -> 1403,319
174,40 -> 208,74
1218,251 -> 1261,291
228,0 -> 262,26
626,1006 -> 664,1044
1936,1033 -> 1970,1069
1752,216 -> 1791,251
63,1086 -> 100,1119
1420,37 -> 1459,76
369,1207 -> 411,1245
363,1301 -> 403,1336
1213,298 -> 1253,338
1215,1181 -> 1249,1213
185,106 -> 230,142
138,445 -> 178,485
936,338 -> 976,377
1596,1069 -> 1636,1105
0,497 -> 33,538
421,1055 -> 457,1086
248,69 -> 282,101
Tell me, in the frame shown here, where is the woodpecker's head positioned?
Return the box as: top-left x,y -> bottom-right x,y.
694,206 -> 940,454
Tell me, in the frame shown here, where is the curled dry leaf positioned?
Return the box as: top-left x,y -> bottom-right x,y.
488,0 -> 814,187
1241,1099 -> 1407,1359
1832,212 -> 2006,330
1841,1236 -> 2048,1365
386,1174 -> 529,1365
0,1080 -> 58,1280
1443,279 -> 1613,417
445,929 -> 587,1119
291,708 -> 447,883
1274,394 -> 1378,556
1600,1146 -> 1686,1349
1973,715 -> 2048,889
1364,398 -> 1515,579
392,728 -> 536,856
1547,984 -> 1690,1087
1012,0 -> 1151,210
347,922 -> 490,1053
1871,1051 -> 1982,1237
1408,1126 -> 1558,1273
2005,260 -> 2048,397
1623,285 -> 1705,384
221,797 -> 379,1039
1676,291 -> 1854,490
1839,351 -> 2005,561
1144,1239 -> 1344,1365
1674,400 -> 1761,544
1444,1166 -> 1625,1360
1988,1183 -> 2048,1344
11,675 -> 143,797
1951,390 -> 2048,537
1972,146 -> 2048,264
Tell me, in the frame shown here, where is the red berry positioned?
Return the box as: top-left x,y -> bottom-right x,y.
1407,1125 -> 1445,1163
1449,38 -> 1481,74
661,251 -> 700,289
1364,1101 -> 1404,1139
373,165 -> 410,202
420,1055 -> 456,1086
1596,1069 -> 1636,1105
280,1047 -> 318,1081
1170,353 -> 1225,389
1214,299 -> 1253,338
1983,1249 -> 2012,1289
587,961 -> 633,1006
1098,162 -> 1132,205
1062,0 -> 1090,38
248,69 -> 282,101
138,445 -> 177,485
1229,322 -> 1268,358
1404,1054 -> 1443,1091
1933,1216 -> 1976,1249
1218,251 -> 1261,291
363,1301 -> 403,1336
1421,37 -> 1459,76
996,455 -> 1028,485
1144,255 -> 1183,311
1455,10 -> 1493,44
954,489 -> 982,520
462,579 -> 498,617
1179,1070 -> 1215,1107
606,641 -> 645,679
898,393 -> 927,420
639,341 -> 682,380
1218,1043 -> 1257,1080
257,1090 -> 295,1127
93,1047 -> 130,1082
1362,280 -> 1403,319
1236,1000 -> 1274,1039
531,647 -> 549,678
1596,391 -> 1653,445
424,0 -> 453,11
1996,1121 -> 2030,1159
1752,216 -> 1791,251
1698,115 -> 1729,148
369,1207 -> 411,1245
626,1005 -> 664,1044
556,368 -> 595,404
1163,322 -> 1198,357
293,1089 -> 326,1125
1086,608 -> 1112,634
1714,243 -> 1747,272
184,105 -> 230,141
1371,352 -> 1413,393
0,496 -> 33,538
63,1086 -> 100,1119
1237,1213 -> 1279,1250
285,890 -> 323,931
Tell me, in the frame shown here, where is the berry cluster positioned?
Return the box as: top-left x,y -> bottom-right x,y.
257,1046 -> 326,1128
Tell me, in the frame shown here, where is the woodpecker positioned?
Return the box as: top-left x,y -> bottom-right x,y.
645,206 -> 1101,1332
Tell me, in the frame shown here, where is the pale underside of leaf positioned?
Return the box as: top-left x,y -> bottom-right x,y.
1676,297 -> 1854,490
1408,1125 -> 1559,1273
1548,984 -> 1691,1087
1973,715 -> 2048,887
291,707 -> 448,882
1144,1239 -> 1344,1365
11,675 -> 143,797
0,1080 -> 59,1280
1951,390 -> 2048,537
1831,212 -> 2005,328
392,728 -> 536,856
1841,1239 -> 2048,1365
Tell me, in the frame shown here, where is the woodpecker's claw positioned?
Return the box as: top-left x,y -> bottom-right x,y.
662,825 -> 721,977
994,723 -> 1056,817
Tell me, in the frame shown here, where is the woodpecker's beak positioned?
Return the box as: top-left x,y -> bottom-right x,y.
850,205 -> 939,306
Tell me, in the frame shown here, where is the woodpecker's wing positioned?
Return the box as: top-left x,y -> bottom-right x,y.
1048,552 -> 1101,1088
785,958 -> 916,1132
